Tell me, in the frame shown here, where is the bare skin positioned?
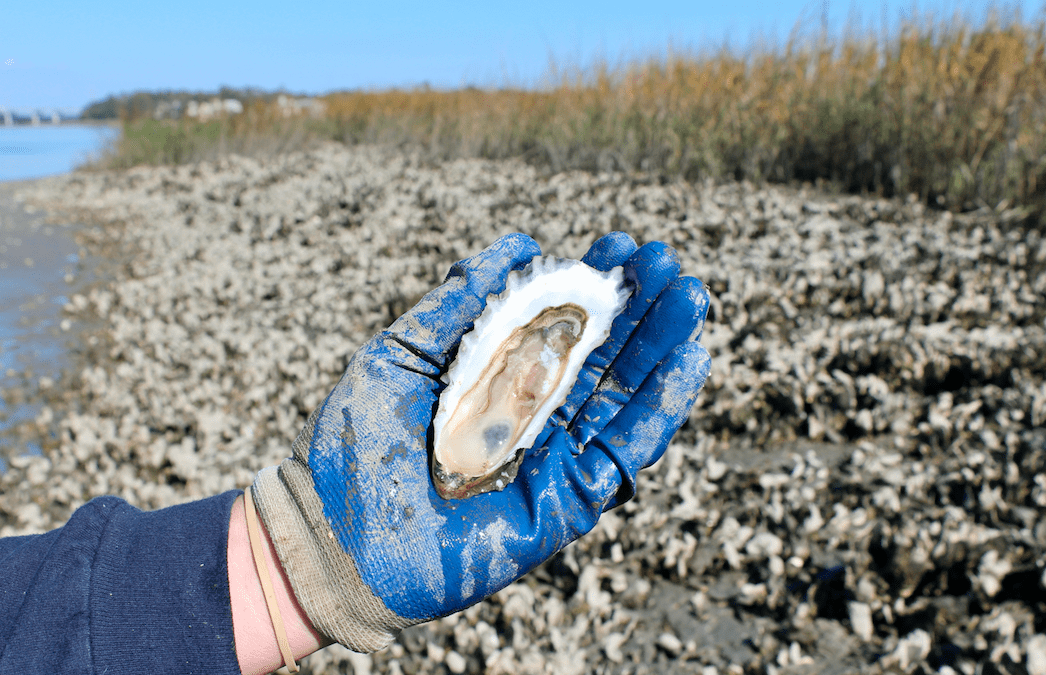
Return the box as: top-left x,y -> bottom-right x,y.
227,494 -> 331,674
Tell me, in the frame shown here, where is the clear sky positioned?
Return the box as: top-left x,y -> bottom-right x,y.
0,0 -> 1035,112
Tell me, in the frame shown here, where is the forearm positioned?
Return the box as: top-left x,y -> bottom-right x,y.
227,493 -> 330,674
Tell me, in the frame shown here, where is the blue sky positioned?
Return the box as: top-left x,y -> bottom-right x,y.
0,0 -> 1035,111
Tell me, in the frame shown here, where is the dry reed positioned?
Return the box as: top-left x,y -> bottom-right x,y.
99,11 -> 1046,217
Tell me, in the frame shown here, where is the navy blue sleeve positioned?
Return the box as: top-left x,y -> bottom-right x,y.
0,490 -> 243,674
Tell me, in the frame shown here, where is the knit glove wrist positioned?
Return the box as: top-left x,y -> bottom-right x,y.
251,232 -> 711,651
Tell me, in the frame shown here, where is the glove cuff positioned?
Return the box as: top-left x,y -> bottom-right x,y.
251,464 -> 412,653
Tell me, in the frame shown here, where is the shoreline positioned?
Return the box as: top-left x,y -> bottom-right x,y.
0,179 -> 106,468
0,119 -> 120,129
0,123 -> 121,184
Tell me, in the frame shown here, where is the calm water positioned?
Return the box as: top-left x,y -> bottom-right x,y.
0,124 -> 119,182
0,125 -> 117,464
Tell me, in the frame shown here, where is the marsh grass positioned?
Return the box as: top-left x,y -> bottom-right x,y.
95,101 -> 322,169
99,11 -> 1046,216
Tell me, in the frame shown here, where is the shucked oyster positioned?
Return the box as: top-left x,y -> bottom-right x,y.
432,256 -> 631,499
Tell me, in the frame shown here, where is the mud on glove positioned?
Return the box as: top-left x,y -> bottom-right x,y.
251,232 -> 711,651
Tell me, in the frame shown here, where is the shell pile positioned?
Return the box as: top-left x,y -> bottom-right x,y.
431,256 -> 631,499
9,145 -> 1046,674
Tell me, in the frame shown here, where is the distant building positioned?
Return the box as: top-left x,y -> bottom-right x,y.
0,108 -> 76,125
184,98 -> 244,121
276,95 -> 325,118
153,100 -> 184,120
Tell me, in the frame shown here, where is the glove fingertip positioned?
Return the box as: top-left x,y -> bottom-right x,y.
624,242 -> 681,300
634,240 -> 681,275
663,276 -> 710,335
444,233 -> 541,282
582,231 -> 638,271
496,232 -> 543,256
686,340 -> 712,390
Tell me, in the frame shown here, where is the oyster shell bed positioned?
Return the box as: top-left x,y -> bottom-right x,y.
2,143 -> 1045,675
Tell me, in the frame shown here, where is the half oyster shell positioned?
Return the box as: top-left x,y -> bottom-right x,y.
432,256 -> 631,499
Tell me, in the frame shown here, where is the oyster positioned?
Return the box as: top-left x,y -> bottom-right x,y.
432,256 -> 631,499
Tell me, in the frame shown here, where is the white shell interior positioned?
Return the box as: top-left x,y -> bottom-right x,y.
432,256 -> 630,496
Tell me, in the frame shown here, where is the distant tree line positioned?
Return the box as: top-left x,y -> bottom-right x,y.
81,87 -> 288,120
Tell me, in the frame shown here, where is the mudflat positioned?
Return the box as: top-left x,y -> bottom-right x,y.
0,180 -> 93,455
3,145 -> 1044,674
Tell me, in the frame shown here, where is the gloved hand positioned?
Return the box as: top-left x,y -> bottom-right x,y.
251,232 -> 711,651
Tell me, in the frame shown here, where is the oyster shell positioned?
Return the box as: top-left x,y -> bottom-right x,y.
432,256 -> 631,499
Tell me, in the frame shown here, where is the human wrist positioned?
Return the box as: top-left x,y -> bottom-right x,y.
251,464 -> 412,652
227,492 -> 330,675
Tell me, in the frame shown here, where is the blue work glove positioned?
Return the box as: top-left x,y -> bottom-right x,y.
251,232 -> 711,651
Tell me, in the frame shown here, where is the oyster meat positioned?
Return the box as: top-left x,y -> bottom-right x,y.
432,256 -> 631,499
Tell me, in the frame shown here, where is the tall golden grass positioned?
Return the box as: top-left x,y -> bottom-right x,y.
102,11 -> 1046,216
